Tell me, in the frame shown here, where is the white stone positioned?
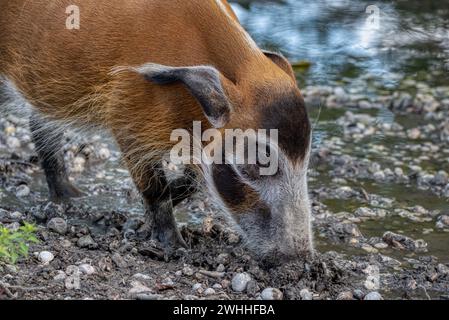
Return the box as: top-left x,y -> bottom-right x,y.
300,288 -> 313,300
192,283 -> 203,293
53,271 -> 66,282
231,272 -> 252,292
260,288 -> 283,300
6,136 -> 21,149
364,292 -> 383,300
98,147 -> 111,160
204,288 -> 216,296
15,185 -> 30,197
65,276 -> 81,290
364,275 -> 380,291
79,264 -> 96,275
38,251 -> 54,264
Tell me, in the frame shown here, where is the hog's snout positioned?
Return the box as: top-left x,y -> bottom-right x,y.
235,192 -> 314,266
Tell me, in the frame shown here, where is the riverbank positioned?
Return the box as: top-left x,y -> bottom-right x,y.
1,77 -> 449,299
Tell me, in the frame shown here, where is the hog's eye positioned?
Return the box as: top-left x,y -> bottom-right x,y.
237,164 -> 260,181
237,162 -> 280,182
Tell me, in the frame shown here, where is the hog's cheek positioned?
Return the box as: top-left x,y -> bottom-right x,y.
211,165 -> 261,216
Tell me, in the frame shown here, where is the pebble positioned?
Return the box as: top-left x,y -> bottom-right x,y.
182,266 -> 194,276
260,288 -> 283,300
433,171 -> 448,185
61,239 -> 72,248
373,171 -> 386,181
47,217 -> 68,235
364,275 -> 380,290
204,288 -> 216,296
364,292 -> 383,300
374,242 -> 389,249
9,211 -> 23,220
355,207 -> 377,218
6,222 -> 20,231
246,280 -> 260,297
72,156 -> 86,173
135,293 -> 164,300
212,283 -> 223,290
231,272 -> 252,292
226,232 -> 240,245
361,244 -> 378,254
353,289 -> 365,300
437,264 -> 449,275
111,252 -> 127,268
53,271 -> 66,282
299,288 -> 313,300
66,265 -> 81,276
79,264 -> 96,275
6,136 -> 21,149
77,235 -> 97,249
38,251 -> 54,264
221,279 -> 231,289
336,291 -> 354,300
129,281 -> 152,297
162,277 -> 174,286
133,273 -> 152,281
216,253 -> 230,265
407,128 -> 421,140
32,209 -> 48,222
192,283 -> 203,294
216,264 -> 226,272
394,167 -> 404,176
65,275 -> 81,290
436,215 -> 449,229
382,231 -> 427,252
97,147 -> 111,160
15,185 -> 30,197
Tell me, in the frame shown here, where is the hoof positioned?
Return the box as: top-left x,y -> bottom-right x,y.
49,182 -> 86,203
137,223 -> 188,250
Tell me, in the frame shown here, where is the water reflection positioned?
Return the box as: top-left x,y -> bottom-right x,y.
230,0 -> 449,87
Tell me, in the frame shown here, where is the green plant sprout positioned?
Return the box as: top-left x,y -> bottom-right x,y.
0,223 -> 39,264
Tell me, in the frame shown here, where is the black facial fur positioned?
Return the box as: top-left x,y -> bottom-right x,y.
260,90 -> 311,162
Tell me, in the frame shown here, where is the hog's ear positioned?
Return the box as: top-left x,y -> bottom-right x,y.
135,63 -> 232,128
263,50 -> 297,83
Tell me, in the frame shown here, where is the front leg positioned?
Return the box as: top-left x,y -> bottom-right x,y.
132,163 -> 187,249
169,166 -> 198,207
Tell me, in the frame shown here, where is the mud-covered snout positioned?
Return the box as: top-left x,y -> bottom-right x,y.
209,157 -> 313,266
236,191 -> 314,266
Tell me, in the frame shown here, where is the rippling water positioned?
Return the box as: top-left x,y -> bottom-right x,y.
231,0 -> 449,87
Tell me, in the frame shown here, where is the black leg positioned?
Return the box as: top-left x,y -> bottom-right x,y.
170,166 -> 198,207
29,113 -> 85,202
135,164 -> 188,249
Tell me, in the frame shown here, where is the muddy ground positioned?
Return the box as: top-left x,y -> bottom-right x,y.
1,77 -> 449,300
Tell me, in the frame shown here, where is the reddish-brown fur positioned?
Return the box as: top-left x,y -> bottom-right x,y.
0,0 -> 301,196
